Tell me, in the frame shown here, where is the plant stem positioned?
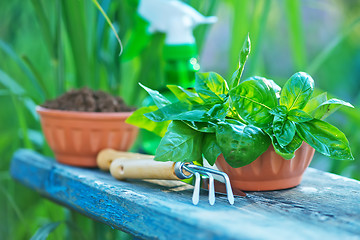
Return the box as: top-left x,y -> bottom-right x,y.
11,95 -> 33,149
21,55 -> 51,99
56,0 -> 64,95
229,108 -> 247,124
91,0 -> 123,56
61,0 -> 90,88
248,0 -> 271,75
229,0 -> 249,79
285,0 -> 307,70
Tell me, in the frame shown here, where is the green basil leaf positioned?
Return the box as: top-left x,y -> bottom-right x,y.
303,92 -> 327,114
267,80 -> 281,98
182,96 -> 206,105
296,119 -> 354,160
230,78 -> 277,128
139,83 -> 171,108
287,109 -> 313,122
230,33 -> 251,88
183,121 -> 216,133
226,107 -> 246,123
224,118 -> 245,125
312,98 -> 354,120
226,98 -> 247,123
166,85 -> 199,101
245,76 -> 281,98
230,69 -> 241,90
205,101 -> 229,120
280,72 -> 314,110
215,121 -> 271,168
202,134 -> 221,166
155,121 -> 203,162
126,106 -> 170,137
195,72 -> 229,103
273,116 -> 296,147
265,130 -> 303,160
269,105 -> 288,117
145,99 -> 229,123
272,116 -> 285,134
144,101 -> 210,122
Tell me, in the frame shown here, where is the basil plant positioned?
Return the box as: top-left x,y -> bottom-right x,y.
127,35 -> 354,168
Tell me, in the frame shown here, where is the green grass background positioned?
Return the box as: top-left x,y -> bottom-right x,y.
0,0 -> 359,239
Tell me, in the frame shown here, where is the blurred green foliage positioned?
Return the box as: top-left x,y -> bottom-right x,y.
0,0 -> 359,239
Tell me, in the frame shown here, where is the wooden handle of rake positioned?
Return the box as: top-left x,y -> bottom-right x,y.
97,149 -> 189,180
109,158 -> 181,180
96,148 -> 154,171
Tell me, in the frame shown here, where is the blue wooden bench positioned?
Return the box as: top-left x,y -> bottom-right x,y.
10,149 -> 360,239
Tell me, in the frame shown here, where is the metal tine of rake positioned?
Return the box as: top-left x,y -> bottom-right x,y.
192,169 -> 215,205
192,171 -> 201,205
184,164 -> 234,205
186,168 -> 215,205
201,172 -> 215,205
182,165 -> 207,205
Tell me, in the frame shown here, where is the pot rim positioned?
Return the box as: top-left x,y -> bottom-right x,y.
36,106 -> 135,120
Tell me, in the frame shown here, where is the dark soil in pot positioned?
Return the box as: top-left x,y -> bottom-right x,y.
41,87 -> 136,112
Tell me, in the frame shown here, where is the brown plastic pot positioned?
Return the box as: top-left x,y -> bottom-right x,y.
215,142 -> 315,191
36,106 -> 138,167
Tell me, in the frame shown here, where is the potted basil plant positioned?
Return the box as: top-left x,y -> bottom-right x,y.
127,35 -> 354,191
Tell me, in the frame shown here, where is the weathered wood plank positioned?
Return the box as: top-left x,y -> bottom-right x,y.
10,149 -> 360,240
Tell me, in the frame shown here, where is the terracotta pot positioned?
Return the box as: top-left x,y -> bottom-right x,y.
215,143 -> 315,191
36,106 -> 138,167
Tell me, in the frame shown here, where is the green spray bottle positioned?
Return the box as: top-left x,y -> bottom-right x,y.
126,0 -> 217,154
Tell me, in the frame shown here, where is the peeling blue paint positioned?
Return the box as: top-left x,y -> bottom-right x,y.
10,149 -> 360,240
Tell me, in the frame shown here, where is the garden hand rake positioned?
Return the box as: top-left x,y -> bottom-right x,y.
97,149 -> 237,205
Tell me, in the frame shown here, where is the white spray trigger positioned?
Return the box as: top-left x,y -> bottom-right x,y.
138,0 -> 217,45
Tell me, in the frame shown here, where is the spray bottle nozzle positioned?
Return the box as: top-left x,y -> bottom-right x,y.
138,0 -> 217,45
